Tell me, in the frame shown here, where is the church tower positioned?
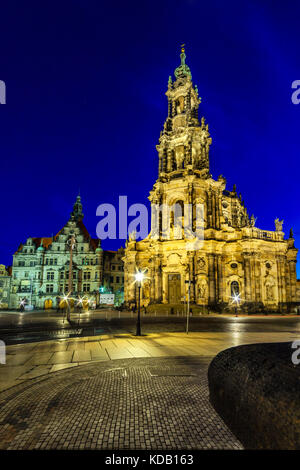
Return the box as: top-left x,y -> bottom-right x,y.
71,193 -> 84,222
157,45 -> 211,180
123,47 -> 298,314
149,46 -> 249,237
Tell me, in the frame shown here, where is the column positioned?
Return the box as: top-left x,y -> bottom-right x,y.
289,261 -> 297,301
243,253 -> 252,302
208,254 -> 216,304
217,255 -> 223,303
162,271 -> 168,303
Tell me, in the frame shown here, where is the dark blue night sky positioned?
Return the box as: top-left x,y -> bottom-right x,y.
0,0 -> 299,276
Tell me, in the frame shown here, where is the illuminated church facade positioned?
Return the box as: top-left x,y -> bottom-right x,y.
123,47 -> 298,313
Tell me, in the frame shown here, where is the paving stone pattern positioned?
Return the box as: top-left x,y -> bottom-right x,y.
0,357 -> 242,450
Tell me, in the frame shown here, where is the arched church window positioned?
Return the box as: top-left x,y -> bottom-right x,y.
230,281 -> 239,297
169,201 -> 184,227
175,200 -> 184,217
175,96 -> 185,114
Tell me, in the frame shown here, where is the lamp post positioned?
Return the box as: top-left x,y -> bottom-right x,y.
232,292 -> 241,317
135,270 -> 144,336
185,279 -> 195,334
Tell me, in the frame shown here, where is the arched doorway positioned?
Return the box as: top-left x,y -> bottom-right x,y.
230,281 -> 240,297
168,274 -> 181,303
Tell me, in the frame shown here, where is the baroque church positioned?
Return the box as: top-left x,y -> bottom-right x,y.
10,195 -> 124,309
123,47 -> 298,313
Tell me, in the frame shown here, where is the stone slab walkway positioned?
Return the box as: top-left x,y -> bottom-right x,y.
0,331 -> 298,392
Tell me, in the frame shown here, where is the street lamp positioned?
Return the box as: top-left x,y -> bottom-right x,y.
135,270 -> 144,336
231,292 -> 241,317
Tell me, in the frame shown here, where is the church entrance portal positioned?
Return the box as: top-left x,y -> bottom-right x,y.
168,274 -> 181,303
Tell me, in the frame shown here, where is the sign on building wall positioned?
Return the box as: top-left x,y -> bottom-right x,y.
99,293 -> 115,305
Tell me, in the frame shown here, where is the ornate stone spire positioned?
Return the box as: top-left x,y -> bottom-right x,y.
174,44 -> 192,80
156,47 -> 211,180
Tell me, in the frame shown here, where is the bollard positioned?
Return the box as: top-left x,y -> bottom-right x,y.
0,340 -> 6,364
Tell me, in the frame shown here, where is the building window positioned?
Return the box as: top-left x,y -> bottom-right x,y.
50,259 -> 53,266
46,284 -> 54,293
54,258 -> 57,265
116,276 -> 120,283
112,265 -> 115,270
83,271 -> 91,280
110,276 -> 114,283
83,283 -> 90,292
231,281 -> 239,297
47,271 -> 54,281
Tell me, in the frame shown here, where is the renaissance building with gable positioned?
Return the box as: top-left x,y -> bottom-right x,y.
10,195 -> 124,309
123,47 -> 298,313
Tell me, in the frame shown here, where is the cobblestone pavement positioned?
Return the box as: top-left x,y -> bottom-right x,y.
0,356 -> 242,450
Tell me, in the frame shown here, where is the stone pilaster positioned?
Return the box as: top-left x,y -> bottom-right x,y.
216,254 -> 223,303
243,253 -> 252,302
162,271 -> 168,303
208,253 -> 216,304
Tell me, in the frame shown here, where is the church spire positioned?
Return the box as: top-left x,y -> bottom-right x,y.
71,193 -> 84,221
157,47 -> 211,180
174,44 -> 192,80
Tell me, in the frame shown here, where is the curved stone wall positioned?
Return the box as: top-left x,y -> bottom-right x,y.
208,342 -> 300,449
